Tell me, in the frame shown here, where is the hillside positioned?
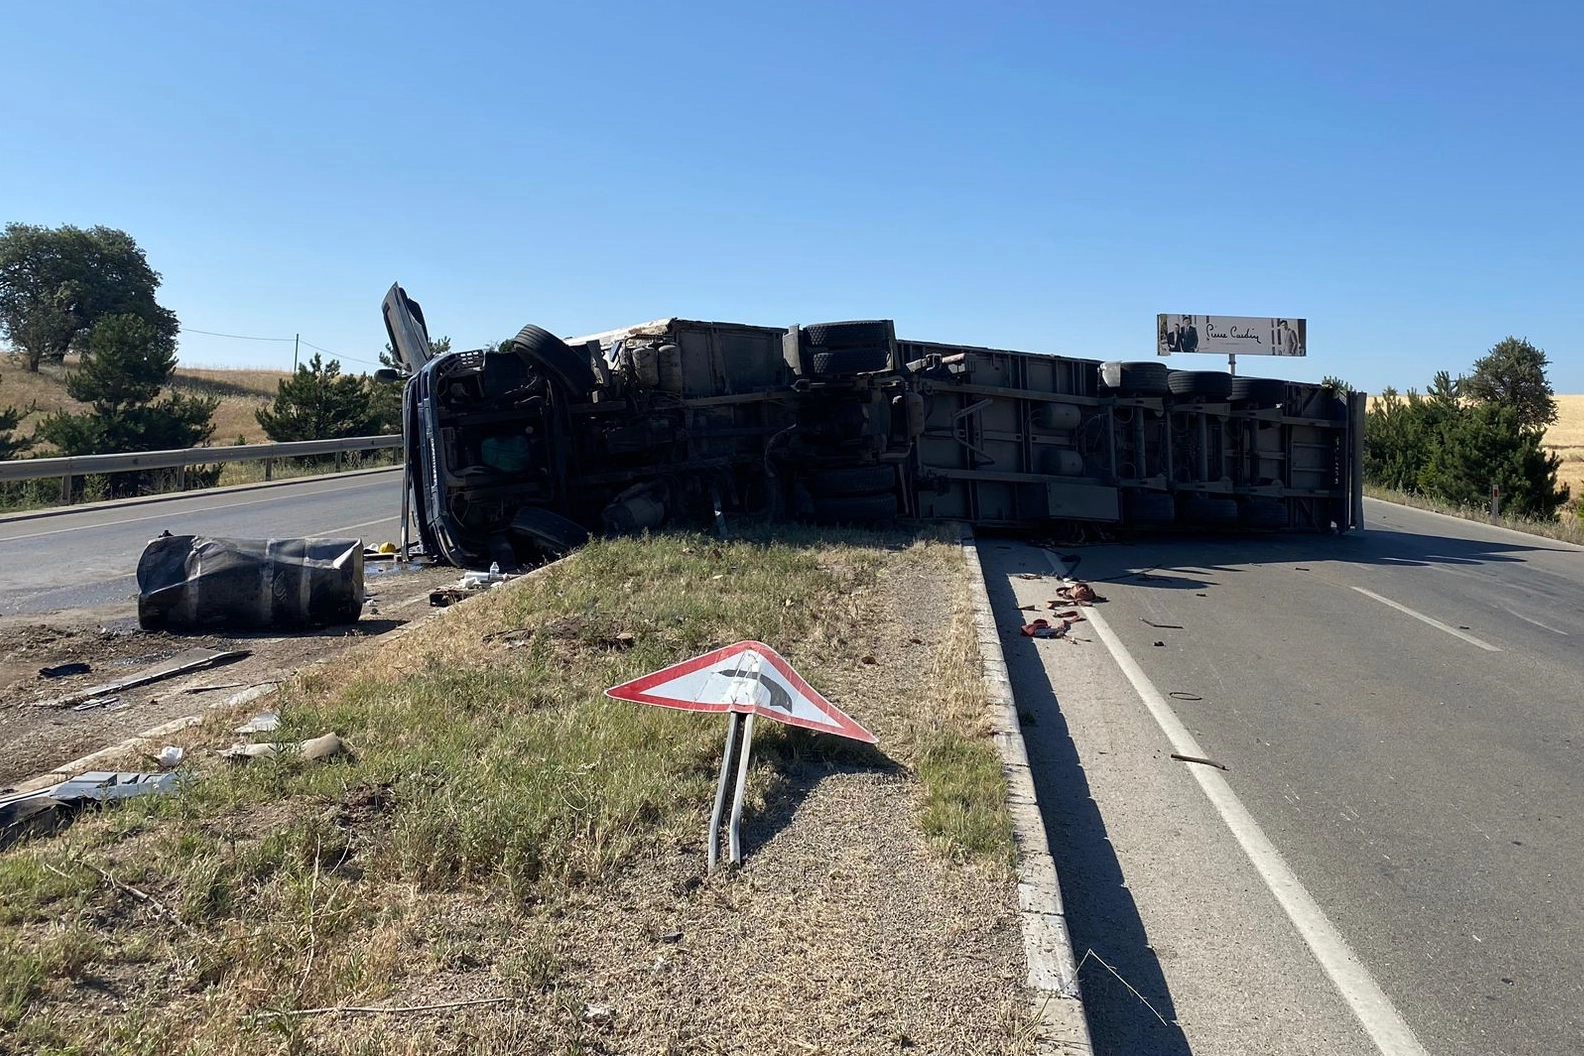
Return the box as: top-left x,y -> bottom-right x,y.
0,356 -> 291,450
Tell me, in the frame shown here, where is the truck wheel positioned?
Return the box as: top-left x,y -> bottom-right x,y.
1101,361 -> 1171,396
1167,371 -> 1234,399
802,320 -> 892,348
814,492 -> 898,524
512,325 -> 599,398
1229,377 -> 1285,404
809,465 -> 896,497
811,347 -> 890,376
509,506 -> 590,559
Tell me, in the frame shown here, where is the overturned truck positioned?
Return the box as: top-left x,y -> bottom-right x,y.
382,285 -> 1365,569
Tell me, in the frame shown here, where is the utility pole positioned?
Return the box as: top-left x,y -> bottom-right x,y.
293,333 -> 300,372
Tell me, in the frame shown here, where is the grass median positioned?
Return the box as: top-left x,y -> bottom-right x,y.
0,527 -> 1025,1055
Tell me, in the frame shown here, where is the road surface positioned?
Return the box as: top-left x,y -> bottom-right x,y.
983,498 -> 1584,1056
0,470 -> 404,615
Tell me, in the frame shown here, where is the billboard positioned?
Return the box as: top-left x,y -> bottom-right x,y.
1156,315 -> 1306,357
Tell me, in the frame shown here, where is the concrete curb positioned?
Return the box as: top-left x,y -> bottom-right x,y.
961,533 -> 1094,1055
0,464 -> 402,527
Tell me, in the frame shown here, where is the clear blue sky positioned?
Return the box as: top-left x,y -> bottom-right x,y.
3,1 -> 1579,392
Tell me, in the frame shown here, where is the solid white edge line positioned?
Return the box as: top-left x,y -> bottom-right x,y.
1500,606 -> 1569,636
1350,586 -> 1502,652
1047,551 -> 1429,1056
963,535 -> 1095,1055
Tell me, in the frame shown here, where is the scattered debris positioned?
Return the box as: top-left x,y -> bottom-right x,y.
1140,618 -> 1184,629
583,1002 -> 616,1027
429,588 -> 468,607
154,746 -> 184,769
1017,573 -> 1044,581
234,712 -> 281,735
1022,619 -> 1071,639
660,930 -> 684,944
70,696 -> 119,712
24,648 -> 249,710
1168,692 -> 1203,701
861,654 -> 878,665
1153,640 -> 1165,647
1295,567 -> 1311,572
184,681 -> 249,694
220,733 -> 347,764
1053,582 -> 1107,605
1019,604 -> 1037,611
39,662 -> 91,679
137,535 -> 365,631
1,771 -> 184,849
1171,752 -> 1229,771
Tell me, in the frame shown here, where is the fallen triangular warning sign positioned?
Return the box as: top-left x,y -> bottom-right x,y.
605,640 -> 876,743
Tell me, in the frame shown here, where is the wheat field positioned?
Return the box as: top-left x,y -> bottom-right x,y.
1547,394 -> 1584,500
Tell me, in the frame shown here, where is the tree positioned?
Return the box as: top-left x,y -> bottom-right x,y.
1459,336 -> 1556,429
34,315 -> 217,494
1365,367 -> 1567,519
1321,375 -> 1353,394
0,374 -> 31,460
0,224 -> 179,372
379,334 -> 449,370
256,353 -> 378,441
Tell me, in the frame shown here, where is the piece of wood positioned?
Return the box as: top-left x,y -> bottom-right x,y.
22,648 -> 249,709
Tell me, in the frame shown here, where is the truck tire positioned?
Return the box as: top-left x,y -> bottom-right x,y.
1123,492 -> 1175,524
811,347 -> 890,376
814,492 -> 898,524
802,320 -> 892,349
512,325 -> 598,398
1101,361 -> 1171,396
809,465 -> 896,497
1229,377 -> 1286,404
509,506 -> 590,559
1167,370 -> 1234,399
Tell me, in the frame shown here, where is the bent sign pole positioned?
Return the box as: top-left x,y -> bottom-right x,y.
606,640 -> 876,871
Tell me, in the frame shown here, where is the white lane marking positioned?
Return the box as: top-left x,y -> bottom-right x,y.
324,516 -> 400,536
1349,586 -> 1501,652
1045,551 -> 1430,1056
0,477 -> 392,542
1499,605 -> 1570,636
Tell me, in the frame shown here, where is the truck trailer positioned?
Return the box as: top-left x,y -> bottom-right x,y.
381,284 -> 1364,569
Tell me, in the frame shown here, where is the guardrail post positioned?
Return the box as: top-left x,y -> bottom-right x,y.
264,459 -> 273,482
60,474 -> 72,504
335,450 -> 343,473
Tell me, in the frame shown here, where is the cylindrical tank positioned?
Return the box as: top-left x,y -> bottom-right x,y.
657,344 -> 684,393
1034,403 -> 1082,431
631,344 -> 662,388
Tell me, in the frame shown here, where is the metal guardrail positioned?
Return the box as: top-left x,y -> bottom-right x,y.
0,435 -> 403,500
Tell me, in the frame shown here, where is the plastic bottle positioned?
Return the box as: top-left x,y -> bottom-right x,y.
489,561 -> 501,580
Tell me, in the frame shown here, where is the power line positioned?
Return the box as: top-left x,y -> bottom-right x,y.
182,327 -> 296,342
300,340 -> 382,368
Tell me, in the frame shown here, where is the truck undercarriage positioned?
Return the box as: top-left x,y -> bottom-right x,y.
383,285 -> 1364,569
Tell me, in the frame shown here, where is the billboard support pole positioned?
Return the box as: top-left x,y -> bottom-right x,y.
1228,353 -> 1237,376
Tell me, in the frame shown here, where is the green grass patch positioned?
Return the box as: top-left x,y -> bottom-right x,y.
0,527 -> 1014,1051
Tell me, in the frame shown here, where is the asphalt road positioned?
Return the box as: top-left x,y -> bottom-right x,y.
983,499 -> 1584,1056
0,470 -> 404,615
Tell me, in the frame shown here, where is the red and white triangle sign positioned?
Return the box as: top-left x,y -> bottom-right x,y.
605,640 -> 876,744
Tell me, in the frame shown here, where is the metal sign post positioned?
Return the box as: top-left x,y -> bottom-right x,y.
606,640 -> 877,873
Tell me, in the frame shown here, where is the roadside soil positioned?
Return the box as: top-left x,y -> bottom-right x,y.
0,559 -> 459,788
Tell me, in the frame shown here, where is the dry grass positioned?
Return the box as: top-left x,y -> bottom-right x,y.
0,355 -> 290,449
0,529 -> 1024,1054
1543,395 -> 1584,502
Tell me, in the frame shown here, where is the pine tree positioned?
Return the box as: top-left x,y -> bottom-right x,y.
255,353 -> 378,441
